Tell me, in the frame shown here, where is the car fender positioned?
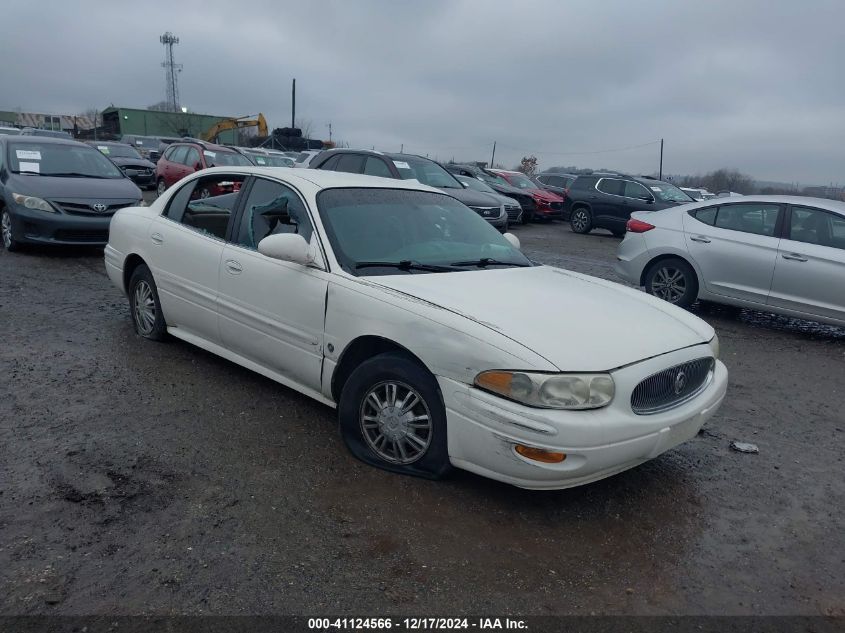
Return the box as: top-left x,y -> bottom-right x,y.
321,276 -> 557,401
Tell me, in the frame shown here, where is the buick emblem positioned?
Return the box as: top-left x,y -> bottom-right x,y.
92,203 -> 108,213
674,370 -> 687,395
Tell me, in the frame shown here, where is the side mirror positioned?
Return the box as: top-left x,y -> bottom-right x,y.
503,232 -> 521,250
257,233 -> 315,266
641,195 -> 654,203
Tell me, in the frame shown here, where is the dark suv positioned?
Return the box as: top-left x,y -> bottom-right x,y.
534,172 -> 577,201
564,174 -> 694,236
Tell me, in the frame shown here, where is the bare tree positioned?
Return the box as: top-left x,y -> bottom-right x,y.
516,155 -> 539,177
295,118 -> 314,139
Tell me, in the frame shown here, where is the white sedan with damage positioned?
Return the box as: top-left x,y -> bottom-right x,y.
105,167 -> 728,490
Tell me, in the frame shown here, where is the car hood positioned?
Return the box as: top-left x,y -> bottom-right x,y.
7,174 -> 142,200
441,186 -> 502,207
368,266 -> 713,371
531,188 -> 564,202
109,156 -> 156,169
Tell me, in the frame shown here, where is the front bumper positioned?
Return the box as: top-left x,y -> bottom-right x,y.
7,206 -> 112,246
439,345 -> 727,490
127,172 -> 155,188
486,215 -> 508,230
534,205 -> 564,219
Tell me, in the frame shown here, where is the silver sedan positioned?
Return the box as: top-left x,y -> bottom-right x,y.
614,195 -> 845,327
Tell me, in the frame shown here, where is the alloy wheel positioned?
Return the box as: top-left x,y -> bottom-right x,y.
651,267 -> 687,303
1,211 -> 12,249
572,210 -> 588,232
360,380 -> 432,464
133,280 -> 157,335
156,180 -> 166,197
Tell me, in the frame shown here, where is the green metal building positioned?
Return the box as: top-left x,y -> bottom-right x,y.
101,107 -> 239,143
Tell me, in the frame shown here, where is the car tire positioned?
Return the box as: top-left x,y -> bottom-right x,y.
156,179 -> 167,197
338,352 -> 451,480
644,258 -> 699,309
1,209 -> 22,252
570,207 -> 593,234
128,264 -> 168,341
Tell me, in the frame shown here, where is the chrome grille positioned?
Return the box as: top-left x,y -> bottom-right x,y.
53,201 -> 133,216
631,357 -> 714,415
505,205 -> 521,221
469,206 -> 499,218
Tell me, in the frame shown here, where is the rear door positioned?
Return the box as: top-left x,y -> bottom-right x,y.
683,202 -> 783,304
768,205 -> 845,323
593,178 -> 626,224
149,174 -> 244,343
217,177 -> 329,390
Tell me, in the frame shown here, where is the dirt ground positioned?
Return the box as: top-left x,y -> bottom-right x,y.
1,217 -> 843,616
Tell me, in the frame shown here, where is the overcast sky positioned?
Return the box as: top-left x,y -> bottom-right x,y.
3,0 -> 843,184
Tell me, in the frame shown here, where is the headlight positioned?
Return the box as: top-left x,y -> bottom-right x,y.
709,334 -> 720,359
12,193 -> 58,213
500,204 -> 506,218
475,370 -> 615,410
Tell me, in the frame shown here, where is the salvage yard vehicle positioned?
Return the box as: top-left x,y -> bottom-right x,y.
1,136 -> 143,251
615,196 -> 845,326
487,168 -> 565,222
455,174 -> 523,225
311,149 -> 509,231
89,141 -> 157,190
232,146 -> 296,167
154,139 -> 252,196
564,173 -> 694,236
0,126 -> 20,136
105,166 -> 727,490
445,163 -> 537,224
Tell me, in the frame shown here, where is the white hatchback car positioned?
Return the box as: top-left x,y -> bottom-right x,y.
105,167 -> 727,490
615,195 -> 845,327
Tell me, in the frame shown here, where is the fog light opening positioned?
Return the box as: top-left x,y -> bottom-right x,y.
514,444 -> 566,464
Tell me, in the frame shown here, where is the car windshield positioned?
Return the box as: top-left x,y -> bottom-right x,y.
317,188 -> 531,276
478,171 -> 510,187
502,173 -> 536,189
457,175 -> 496,195
203,150 -> 252,167
392,158 -> 462,189
8,141 -> 124,178
96,144 -> 143,159
647,182 -> 695,202
247,153 -> 293,167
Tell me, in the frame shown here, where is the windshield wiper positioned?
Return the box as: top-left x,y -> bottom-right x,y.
450,258 -> 531,268
45,172 -> 107,178
355,260 -> 457,273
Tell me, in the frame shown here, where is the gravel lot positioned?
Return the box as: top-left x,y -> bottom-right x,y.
1,214 -> 843,616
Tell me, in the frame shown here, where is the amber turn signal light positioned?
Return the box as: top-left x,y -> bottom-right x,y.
514,444 -> 566,463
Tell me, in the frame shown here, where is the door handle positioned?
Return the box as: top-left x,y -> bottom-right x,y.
150,232 -> 163,245
690,235 -> 711,243
782,253 -> 808,262
225,259 -> 243,275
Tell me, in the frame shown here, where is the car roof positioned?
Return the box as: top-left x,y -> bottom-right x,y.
189,166 -> 444,195
2,135 -> 88,147
683,194 -> 845,213
171,139 -> 238,153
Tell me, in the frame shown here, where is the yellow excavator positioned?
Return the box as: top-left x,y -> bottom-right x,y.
201,113 -> 268,143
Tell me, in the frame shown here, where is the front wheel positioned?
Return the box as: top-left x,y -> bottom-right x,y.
2,210 -> 22,252
644,258 -> 699,308
570,207 -> 593,234
338,352 -> 451,480
128,264 -> 168,341
156,179 -> 167,197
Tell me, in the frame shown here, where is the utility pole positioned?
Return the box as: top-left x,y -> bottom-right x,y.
291,78 -> 296,130
490,141 -> 497,168
400,143 -> 403,153
659,138 -> 664,180
326,122 -> 332,143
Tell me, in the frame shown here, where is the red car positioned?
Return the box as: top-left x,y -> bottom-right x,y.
487,169 -> 565,220
155,139 -> 252,197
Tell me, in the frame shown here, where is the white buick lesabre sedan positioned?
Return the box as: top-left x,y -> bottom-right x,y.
105,166 -> 727,490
